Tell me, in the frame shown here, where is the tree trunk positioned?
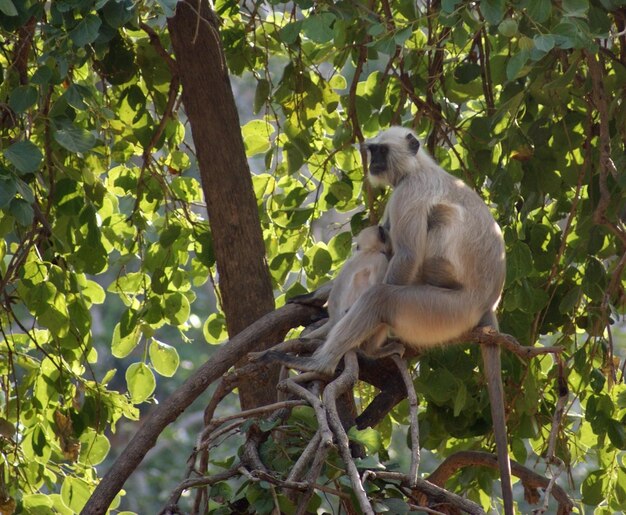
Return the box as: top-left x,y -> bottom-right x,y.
168,0 -> 279,409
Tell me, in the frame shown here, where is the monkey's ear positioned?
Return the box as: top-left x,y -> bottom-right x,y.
406,133 -> 420,154
378,225 -> 387,243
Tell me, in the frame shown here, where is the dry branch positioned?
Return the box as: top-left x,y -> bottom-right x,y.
391,354 -> 420,485
428,451 -> 573,514
323,352 -> 374,515
362,470 -> 485,514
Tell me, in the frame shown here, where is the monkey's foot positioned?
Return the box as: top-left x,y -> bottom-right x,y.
248,349 -> 332,375
363,341 -> 405,360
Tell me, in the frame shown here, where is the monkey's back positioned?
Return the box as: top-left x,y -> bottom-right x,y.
434,172 -> 506,310
390,168 -> 505,316
328,250 -> 389,319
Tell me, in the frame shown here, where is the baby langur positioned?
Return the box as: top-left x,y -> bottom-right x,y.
305,225 -> 391,341
253,126 -> 511,514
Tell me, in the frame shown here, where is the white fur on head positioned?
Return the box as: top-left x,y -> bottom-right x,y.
355,225 -> 391,255
365,126 -> 431,187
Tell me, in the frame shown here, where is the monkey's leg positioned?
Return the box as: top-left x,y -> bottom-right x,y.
303,321 -> 331,340
481,343 -> 513,515
361,327 -> 405,360
310,285 -> 394,375
287,281 -> 333,308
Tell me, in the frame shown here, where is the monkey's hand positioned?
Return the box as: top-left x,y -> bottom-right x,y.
287,280 -> 333,308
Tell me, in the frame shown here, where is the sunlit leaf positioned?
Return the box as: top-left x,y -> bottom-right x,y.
126,362 -> 156,403
4,141 -> 42,174
54,126 -> 97,153
149,338 -> 179,377
69,14 -> 102,47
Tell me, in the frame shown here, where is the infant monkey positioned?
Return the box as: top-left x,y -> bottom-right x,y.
305,225 -> 392,340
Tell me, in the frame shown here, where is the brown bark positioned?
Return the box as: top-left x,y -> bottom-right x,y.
167,0 -> 278,409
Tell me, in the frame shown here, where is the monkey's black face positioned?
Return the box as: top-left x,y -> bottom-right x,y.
367,144 -> 389,176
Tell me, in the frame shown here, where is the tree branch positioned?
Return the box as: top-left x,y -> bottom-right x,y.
81,303 -> 321,515
427,451 -> 573,514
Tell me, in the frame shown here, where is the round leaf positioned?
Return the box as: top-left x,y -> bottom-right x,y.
125,362 -> 156,403
4,141 -> 43,174
69,14 -> 102,47
54,126 -> 97,153
79,430 -> 111,465
8,85 -> 37,113
149,339 -> 180,377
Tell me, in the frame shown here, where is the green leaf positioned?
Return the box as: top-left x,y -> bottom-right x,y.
79,430 -> 110,465
54,126 -> 97,153
527,0 -> 552,22
4,141 -> 43,174
102,0 -> 135,28
581,470 -> 609,505
533,34 -> 555,53
302,13 -> 335,44
0,175 -> 18,209
81,279 -> 106,305
159,224 -> 182,248
126,362 -> 156,403
149,339 -> 180,377
506,241 -> 533,283
254,79 -> 270,114
22,494 -> 54,513
203,312 -> 227,344
279,20 -> 302,45
156,0 -> 177,17
242,119 -> 274,157
454,62 -> 481,84
164,292 -> 190,325
8,85 -> 38,113
607,419 -> 626,449
379,498 -> 410,514
498,19 -> 518,37
453,381 -> 467,416
348,427 -> 382,454
111,322 -> 141,358
61,477 -> 91,513
0,0 -> 17,16
109,272 -> 149,295
304,246 -> 332,277
559,285 -> 581,313
69,14 -> 102,47
10,198 -> 33,226
480,0 -> 506,24
563,0 -> 589,17
506,50 -> 530,80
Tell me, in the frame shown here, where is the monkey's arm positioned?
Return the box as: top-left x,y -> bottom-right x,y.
287,280 -> 333,308
384,202 -> 428,285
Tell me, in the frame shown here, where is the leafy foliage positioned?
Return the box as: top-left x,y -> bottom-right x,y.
0,0 -> 624,513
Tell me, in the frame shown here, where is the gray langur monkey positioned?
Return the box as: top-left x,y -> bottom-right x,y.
253,126 -> 512,513
305,225 -> 392,340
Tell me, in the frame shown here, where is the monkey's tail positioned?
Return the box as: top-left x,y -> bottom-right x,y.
480,343 -> 513,515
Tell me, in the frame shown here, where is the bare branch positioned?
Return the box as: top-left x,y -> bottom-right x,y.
363,470 -> 485,514
427,451 -> 573,514
391,354 -> 420,485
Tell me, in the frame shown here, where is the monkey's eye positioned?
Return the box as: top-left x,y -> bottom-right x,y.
356,245 -> 361,251
380,146 -> 388,156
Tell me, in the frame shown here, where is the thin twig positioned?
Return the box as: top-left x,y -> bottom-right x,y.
324,352 -> 374,515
